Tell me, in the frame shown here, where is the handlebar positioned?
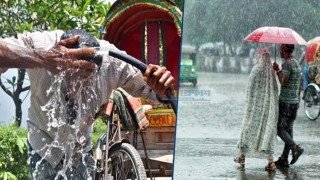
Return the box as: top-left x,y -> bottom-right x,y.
108,50 -> 177,114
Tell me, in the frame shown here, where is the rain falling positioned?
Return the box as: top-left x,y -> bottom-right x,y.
174,0 -> 320,179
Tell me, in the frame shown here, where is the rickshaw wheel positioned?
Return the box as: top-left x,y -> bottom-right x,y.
304,85 -> 320,121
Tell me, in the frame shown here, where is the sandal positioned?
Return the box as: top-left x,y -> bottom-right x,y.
265,162 -> 276,171
234,155 -> 245,167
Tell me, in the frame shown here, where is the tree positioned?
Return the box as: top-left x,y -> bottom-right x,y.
183,0 -> 320,48
173,0 -> 183,10
0,0 -> 111,126
0,69 -> 29,127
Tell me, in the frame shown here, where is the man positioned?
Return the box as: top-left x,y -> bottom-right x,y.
273,44 -> 304,168
1,29 -> 175,179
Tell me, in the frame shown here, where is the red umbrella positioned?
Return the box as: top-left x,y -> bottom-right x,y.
244,26 -> 307,62
244,26 -> 307,45
305,37 -> 320,66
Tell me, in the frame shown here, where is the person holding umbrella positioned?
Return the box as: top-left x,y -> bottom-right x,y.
272,44 -> 304,168
243,26 -> 306,169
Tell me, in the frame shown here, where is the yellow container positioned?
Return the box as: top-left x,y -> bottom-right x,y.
146,108 -> 176,127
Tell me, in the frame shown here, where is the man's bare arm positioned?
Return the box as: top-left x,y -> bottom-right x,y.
0,41 -> 42,69
0,36 -> 97,77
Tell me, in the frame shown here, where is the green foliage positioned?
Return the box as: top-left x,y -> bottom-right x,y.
0,0 -> 111,38
173,0 -> 183,10
92,117 -> 107,149
0,171 -> 18,180
0,125 -> 28,180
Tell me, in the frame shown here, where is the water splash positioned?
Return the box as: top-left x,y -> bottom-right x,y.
33,67 -> 100,179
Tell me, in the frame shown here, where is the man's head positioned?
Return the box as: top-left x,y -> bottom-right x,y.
60,29 -> 101,93
280,44 -> 294,59
60,29 -> 102,67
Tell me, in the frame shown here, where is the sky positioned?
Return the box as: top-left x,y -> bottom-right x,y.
0,0 -> 117,128
0,69 -> 30,127
101,0 -> 116,4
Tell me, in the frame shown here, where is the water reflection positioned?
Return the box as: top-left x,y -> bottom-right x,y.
237,167 -> 302,180
277,168 -> 301,180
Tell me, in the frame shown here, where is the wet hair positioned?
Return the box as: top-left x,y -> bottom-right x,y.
60,29 -> 102,67
61,29 -> 102,124
281,44 -> 295,54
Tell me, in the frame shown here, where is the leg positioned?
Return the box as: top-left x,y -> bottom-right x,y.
275,103 -> 292,168
265,155 -> 276,171
277,117 -> 296,158
234,152 -> 245,167
278,120 -> 295,159
288,104 -> 304,165
29,141 -> 94,180
29,153 -> 60,179
277,103 -> 299,155
278,120 -> 295,165
284,110 -> 296,158
28,141 -> 60,180
65,151 -> 95,180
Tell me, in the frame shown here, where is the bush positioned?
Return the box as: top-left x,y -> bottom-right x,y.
0,120 -> 109,179
0,125 -> 28,180
92,117 -> 107,149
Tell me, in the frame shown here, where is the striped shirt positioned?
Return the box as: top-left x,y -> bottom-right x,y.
279,57 -> 301,104
3,30 -> 155,168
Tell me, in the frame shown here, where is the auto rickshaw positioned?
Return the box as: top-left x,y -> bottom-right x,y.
180,45 -> 198,86
304,37 -> 320,120
99,0 -> 181,177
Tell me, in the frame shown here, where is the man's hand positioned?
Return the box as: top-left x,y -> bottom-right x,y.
144,64 -> 175,96
37,35 -> 97,78
273,62 -> 280,71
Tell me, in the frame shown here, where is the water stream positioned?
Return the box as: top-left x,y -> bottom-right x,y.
32,67 -> 100,179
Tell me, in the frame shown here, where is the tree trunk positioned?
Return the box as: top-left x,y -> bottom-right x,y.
13,69 -> 29,126
13,98 -> 22,126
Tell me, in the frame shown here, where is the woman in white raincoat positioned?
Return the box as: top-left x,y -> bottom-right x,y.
234,47 -> 279,171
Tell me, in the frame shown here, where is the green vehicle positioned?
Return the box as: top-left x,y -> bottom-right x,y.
179,45 -> 198,86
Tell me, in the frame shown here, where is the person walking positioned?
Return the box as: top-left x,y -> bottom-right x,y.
234,47 -> 279,171
272,44 -> 304,168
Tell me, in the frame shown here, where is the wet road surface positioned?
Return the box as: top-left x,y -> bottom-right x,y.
173,72 -> 320,180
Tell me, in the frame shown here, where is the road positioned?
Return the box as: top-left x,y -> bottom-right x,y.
173,72 -> 320,180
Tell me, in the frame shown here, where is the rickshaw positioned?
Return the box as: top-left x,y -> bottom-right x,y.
180,45 -> 198,86
97,0 -> 182,177
304,37 -> 320,120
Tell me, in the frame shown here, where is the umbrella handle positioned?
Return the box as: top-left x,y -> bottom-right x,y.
108,50 -> 177,114
274,44 -> 277,63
